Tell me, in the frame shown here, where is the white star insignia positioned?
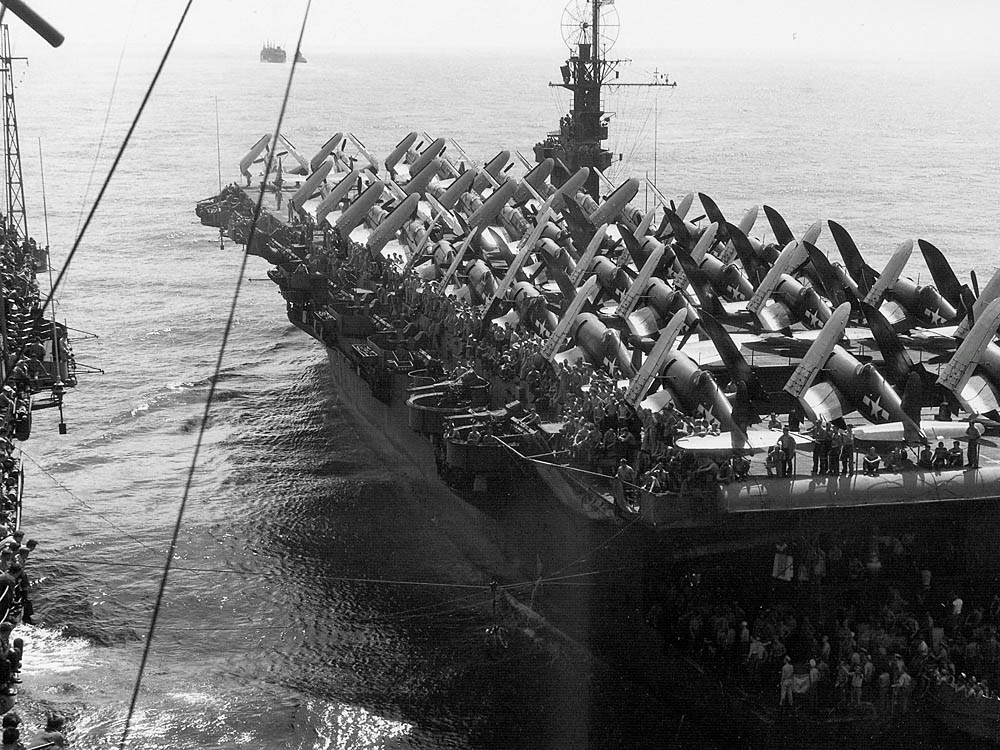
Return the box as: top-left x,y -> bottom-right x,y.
862,394 -> 889,421
925,308 -> 945,326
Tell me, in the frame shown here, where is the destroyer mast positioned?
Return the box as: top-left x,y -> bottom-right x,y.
1,24 -> 26,243
534,0 -> 674,200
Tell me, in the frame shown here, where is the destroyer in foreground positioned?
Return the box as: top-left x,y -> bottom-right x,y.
0,8 -> 78,741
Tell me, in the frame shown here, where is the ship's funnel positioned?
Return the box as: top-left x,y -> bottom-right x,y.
590,177 -> 640,227
408,137 -> 447,180
335,180 -> 385,235
514,158 -> 554,203
315,169 -> 361,225
367,194 -> 420,257
467,180 -> 516,229
289,160 -> 333,211
239,135 -> 271,177
385,132 -> 419,174
473,150 -> 512,194
310,132 -> 344,172
437,170 -> 476,211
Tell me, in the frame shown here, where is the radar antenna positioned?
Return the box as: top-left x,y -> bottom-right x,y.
535,0 -> 675,200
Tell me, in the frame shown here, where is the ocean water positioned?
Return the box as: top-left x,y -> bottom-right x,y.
3,35 -> 999,749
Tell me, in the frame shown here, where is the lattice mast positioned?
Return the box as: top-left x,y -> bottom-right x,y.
534,0 -> 674,200
0,24 -> 26,243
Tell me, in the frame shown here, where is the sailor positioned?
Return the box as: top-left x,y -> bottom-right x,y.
828,427 -> 844,476
779,656 -> 795,707
966,418 -> 981,468
732,453 -> 751,481
273,157 -> 284,210
948,440 -> 964,468
918,445 -> 934,469
778,427 -> 796,477
936,401 -> 952,421
932,441 -> 949,469
810,421 -> 825,474
787,404 -> 802,432
766,443 -> 785,478
767,412 -> 781,430
615,459 -> 636,487
892,669 -> 912,714
26,714 -> 67,748
862,446 -> 881,476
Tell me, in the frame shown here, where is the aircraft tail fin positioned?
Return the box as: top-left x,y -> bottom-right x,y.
763,205 -> 795,246
828,219 -> 878,294
674,244 -> 726,318
662,208 -> 693,249
539,246 -> 582,302
918,239 -> 964,310
699,311 -> 766,403
698,193 -> 728,238
802,242 -> 845,306
861,300 -> 915,384
561,192 -> 595,232
726,222 -> 764,287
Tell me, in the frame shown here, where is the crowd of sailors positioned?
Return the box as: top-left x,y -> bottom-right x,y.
288,237 -> 990,498
0,217 -> 63,399
0,216 -> 65,744
649,530 -> 1000,719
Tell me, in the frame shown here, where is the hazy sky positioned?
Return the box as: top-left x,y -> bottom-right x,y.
9,0 -> 1000,60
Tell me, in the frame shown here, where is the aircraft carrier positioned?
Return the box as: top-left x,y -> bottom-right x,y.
197,1 -> 1000,741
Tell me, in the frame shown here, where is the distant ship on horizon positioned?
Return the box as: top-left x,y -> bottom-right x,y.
260,42 -> 286,63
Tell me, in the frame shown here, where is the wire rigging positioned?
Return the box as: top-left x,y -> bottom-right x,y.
19,450 -> 164,554
40,2 -> 183,320
117,3 -> 314,748
110,0 -> 312,750
72,0 -> 138,242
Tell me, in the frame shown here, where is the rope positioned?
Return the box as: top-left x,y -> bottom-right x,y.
118,4 -> 314,746
72,0 -> 139,242
19,450 -> 163,553
115,1 -> 262,746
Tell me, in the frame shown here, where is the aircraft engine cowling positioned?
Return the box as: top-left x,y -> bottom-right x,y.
433,240 -> 456,268
541,221 -> 563,243
592,256 -> 626,293
466,260 -> 497,303
573,313 -> 636,378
